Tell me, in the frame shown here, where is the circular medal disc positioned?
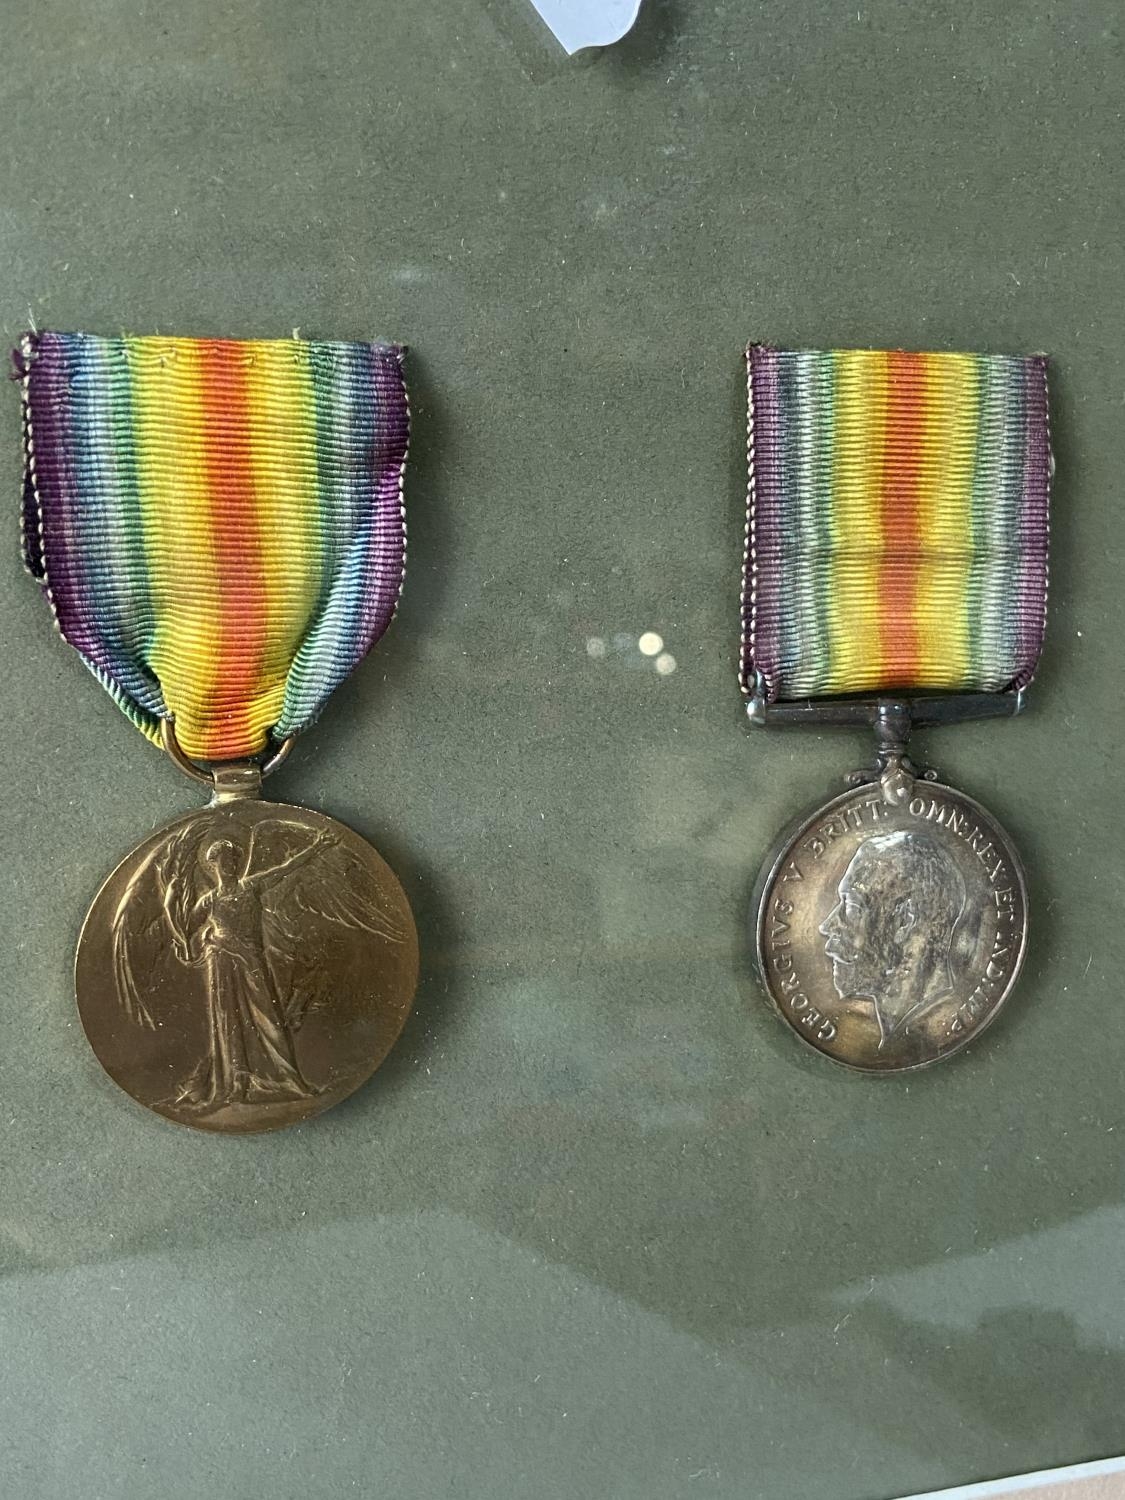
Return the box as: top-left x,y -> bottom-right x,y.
754,778 -> 1029,1072
76,799 -> 419,1133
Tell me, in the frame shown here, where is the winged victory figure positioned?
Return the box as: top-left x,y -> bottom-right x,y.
111,816 -> 407,1112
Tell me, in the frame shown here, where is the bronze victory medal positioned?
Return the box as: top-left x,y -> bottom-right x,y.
76,795 -> 419,1133
754,769 -> 1028,1072
21,332 -> 419,1129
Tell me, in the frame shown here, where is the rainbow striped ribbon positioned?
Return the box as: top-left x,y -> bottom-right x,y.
18,331 -> 409,763
741,346 -> 1051,701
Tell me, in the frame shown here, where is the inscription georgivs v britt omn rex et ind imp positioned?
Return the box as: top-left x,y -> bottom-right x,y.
757,784 -> 1027,1072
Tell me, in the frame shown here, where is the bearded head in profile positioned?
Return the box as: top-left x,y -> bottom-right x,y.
818,831 -> 966,1046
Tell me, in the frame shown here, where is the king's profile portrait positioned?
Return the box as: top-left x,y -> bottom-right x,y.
819,831 -> 966,1046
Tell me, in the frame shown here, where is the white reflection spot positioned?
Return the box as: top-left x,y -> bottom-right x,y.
655,653 -> 677,676
585,636 -> 607,659
638,631 -> 664,657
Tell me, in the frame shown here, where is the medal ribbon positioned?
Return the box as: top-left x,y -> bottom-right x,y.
18,331 -> 409,762
742,346 -> 1051,701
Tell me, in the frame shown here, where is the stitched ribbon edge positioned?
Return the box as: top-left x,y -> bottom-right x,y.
739,344 -> 1052,703
17,331 -> 410,761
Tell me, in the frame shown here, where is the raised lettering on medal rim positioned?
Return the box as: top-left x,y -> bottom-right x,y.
753,778 -> 1029,1073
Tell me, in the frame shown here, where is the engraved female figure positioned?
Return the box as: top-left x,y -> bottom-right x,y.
172,832 -> 329,1106
112,815 -> 404,1115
